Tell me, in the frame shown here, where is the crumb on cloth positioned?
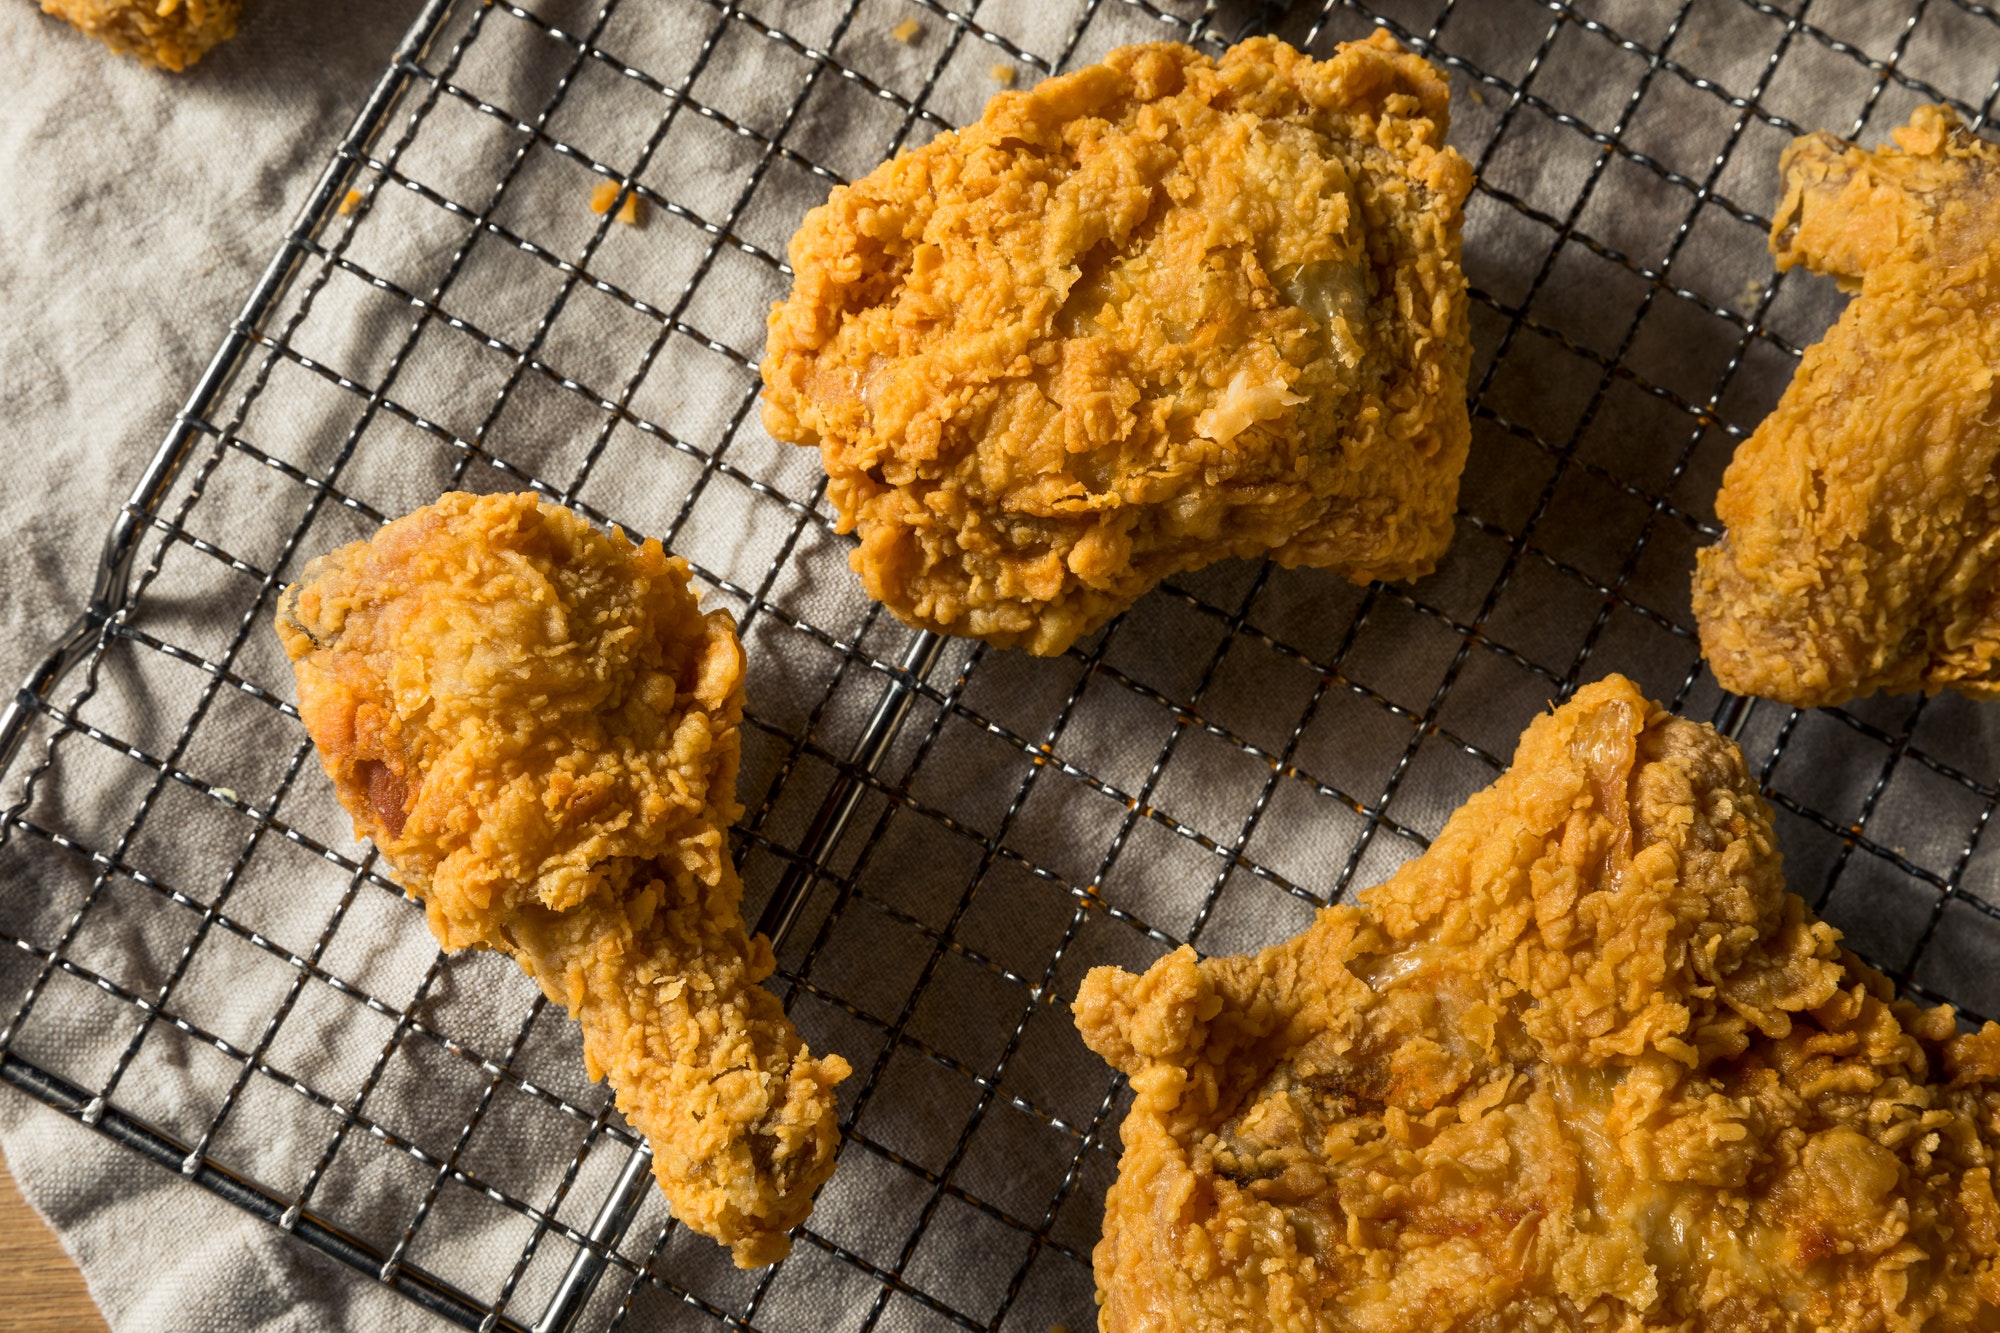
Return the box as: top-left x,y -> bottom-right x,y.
589,180 -> 646,226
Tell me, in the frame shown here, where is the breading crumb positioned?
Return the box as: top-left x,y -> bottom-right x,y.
891,16 -> 920,43
589,180 -> 646,226
988,63 -> 1016,85
338,189 -> 363,216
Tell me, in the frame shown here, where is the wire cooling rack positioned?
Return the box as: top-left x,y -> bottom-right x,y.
5,0 -> 2000,1329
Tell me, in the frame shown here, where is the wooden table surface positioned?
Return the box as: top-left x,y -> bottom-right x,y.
0,1150 -> 110,1333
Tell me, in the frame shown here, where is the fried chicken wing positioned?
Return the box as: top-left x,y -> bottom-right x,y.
1693,106 -> 2000,708
275,492 -> 849,1268
40,0 -> 238,70
761,33 -> 1472,656
1075,674 -> 2000,1331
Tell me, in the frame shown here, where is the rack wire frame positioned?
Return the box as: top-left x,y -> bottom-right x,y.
3,0 -> 2000,1328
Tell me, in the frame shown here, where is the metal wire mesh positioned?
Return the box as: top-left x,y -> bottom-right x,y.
4,0 -> 2000,1328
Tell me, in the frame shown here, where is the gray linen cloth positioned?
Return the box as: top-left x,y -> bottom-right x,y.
6,2 -> 2000,1332
0,4 -> 443,1328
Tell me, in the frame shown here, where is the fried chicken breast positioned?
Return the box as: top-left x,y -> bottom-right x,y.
1693,106 -> 2000,708
761,33 -> 1472,655
40,0 -> 238,70
275,492 -> 849,1268
1075,674 -> 2000,1331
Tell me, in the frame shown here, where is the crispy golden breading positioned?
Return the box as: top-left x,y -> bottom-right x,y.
762,33 -> 1472,655
275,493 -> 849,1268
1694,107 -> 2000,708
40,0 -> 238,70
1076,674 -> 2000,1331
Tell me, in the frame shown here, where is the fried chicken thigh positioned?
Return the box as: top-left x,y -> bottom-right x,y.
40,0 -> 238,69
1075,674 -> 2000,1331
1693,106 -> 2000,708
275,492 -> 848,1267
762,33 -> 1472,655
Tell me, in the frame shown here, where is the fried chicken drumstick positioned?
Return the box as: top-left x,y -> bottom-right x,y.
276,493 -> 849,1268
762,33 -> 1471,656
1694,106 -> 2000,708
1076,674 -> 2000,1331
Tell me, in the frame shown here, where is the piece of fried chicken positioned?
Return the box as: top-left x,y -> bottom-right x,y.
1693,106 -> 2000,708
1076,674 -> 2000,1331
41,0 -> 238,70
761,33 -> 1472,656
275,492 -> 849,1268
